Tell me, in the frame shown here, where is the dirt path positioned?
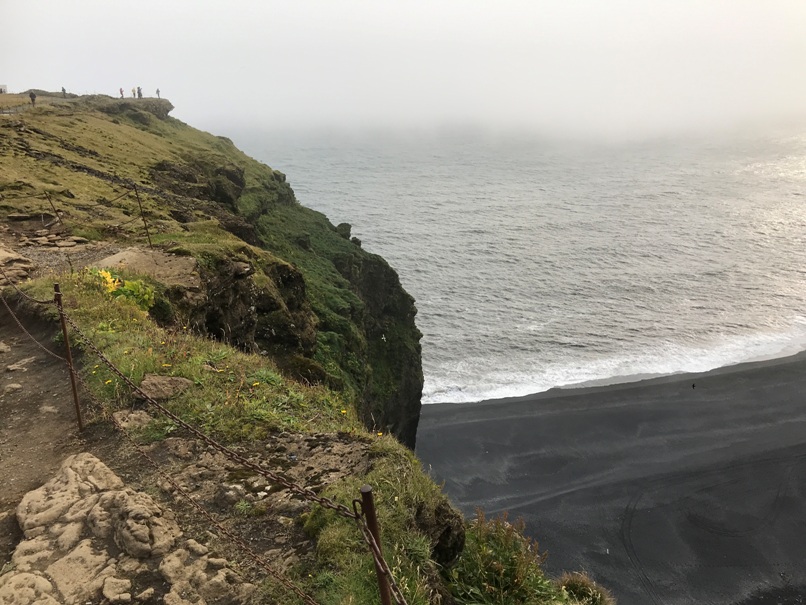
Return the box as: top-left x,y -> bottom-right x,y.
0,301 -> 85,562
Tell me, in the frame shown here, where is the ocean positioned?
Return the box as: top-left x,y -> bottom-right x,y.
234,127 -> 806,405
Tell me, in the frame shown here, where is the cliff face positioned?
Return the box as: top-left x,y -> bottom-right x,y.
331,240 -> 423,447
0,94 -> 423,447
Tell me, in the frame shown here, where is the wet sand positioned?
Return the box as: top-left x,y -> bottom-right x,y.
416,352 -> 806,605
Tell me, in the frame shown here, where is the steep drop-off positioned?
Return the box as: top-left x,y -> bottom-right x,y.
0,93 -> 423,447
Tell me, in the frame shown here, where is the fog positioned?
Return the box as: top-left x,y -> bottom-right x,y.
5,0 -> 806,139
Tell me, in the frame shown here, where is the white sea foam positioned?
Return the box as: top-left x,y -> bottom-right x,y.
422,318 -> 806,403
245,128 -> 806,408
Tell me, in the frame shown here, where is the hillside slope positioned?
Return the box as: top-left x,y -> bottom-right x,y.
0,91 -> 612,605
0,92 -> 422,448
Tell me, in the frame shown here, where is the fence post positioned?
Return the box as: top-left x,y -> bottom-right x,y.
44,192 -> 64,227
54,284 -> 83,431
361,485 -> 392,605
133,184 -> 153,249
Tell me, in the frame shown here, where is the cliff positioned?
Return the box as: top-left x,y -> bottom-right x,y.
0,93 -> 423,447
0,91 -> 611,605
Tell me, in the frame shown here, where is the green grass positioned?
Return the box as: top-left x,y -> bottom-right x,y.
303,437 -> 451,604
22,270 -> 358,442
2,94 -> 615,604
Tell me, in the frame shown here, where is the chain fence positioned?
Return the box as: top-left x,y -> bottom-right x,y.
2,183 -> 155,250
0,282 -> 409,605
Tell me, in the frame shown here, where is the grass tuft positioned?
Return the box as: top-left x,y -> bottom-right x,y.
558,572 -> 616,605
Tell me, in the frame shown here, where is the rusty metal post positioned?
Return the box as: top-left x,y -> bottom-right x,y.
54,284 -> 83,431
133,184 -> 153,249
44,192 -> 64,226
361,485 -> 392,605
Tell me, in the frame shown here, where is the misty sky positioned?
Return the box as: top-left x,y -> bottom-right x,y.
5,1 -> 806,138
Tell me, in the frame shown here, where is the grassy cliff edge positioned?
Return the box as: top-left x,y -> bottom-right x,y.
0,91 -> 612,604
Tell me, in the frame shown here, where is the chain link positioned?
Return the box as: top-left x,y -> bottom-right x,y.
63,308 -> 412,605
0,265 -> 56,305
2,171 -> 413,605
72,370 -> 112,419
352,501 -> 410,605
107,412 -> 321,605
62,310 -> 358,519
0,288 -> 66,361
105,188 -> 133,205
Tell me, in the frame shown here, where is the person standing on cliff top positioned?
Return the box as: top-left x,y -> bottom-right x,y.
61,87 -> 66,98
156,88 -> 160,99
131,87 -> 136,98
119,87 -> 124,99
137,86 -> 142,99
29,92 -> 36,107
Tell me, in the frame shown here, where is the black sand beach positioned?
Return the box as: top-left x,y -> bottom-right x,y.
416,353 -> 806,605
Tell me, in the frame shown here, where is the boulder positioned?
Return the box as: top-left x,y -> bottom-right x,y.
134,375 -> 193,401
0,246 -> 35,285
3,453 -> 252,604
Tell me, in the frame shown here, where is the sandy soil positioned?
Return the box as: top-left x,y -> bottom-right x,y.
417,353 -> 806,605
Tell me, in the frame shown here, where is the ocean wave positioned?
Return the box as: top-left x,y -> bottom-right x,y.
422,318 -> 806,404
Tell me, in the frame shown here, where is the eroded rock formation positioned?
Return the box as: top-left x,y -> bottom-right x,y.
0,453 -> 253,605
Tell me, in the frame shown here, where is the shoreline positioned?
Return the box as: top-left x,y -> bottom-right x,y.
417,350 -> 806,605
424,348 -> 806,409
422,346 -> 806,406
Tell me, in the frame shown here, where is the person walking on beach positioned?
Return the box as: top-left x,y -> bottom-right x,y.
29,91 -> 36,107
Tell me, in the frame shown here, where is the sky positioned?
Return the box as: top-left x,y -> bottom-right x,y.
4,0 -> 806,139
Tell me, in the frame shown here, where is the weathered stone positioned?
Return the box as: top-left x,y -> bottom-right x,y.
45,539 -> 112,603
16,454 -> 124,536
112,410 -> 152,430
87,489 -> 180,558
96,248 -> 201,290
134,374 -> 193,401
54,520 -> 83,550
0,341 -> 10,354
0,246 -> 35,285
214,483 -> 246,507
10,535 -> 52,571
231,261 -> 254,277
7,453 -> 255,605
185,539 -> 208,556
415,498 -> 466,568
103,576 -> 133,603
134,587 -> 155,602
6,213 -> 32,221
159,543 -> 254,605
55,240 -> 77,248
0,572 -> 59,605
6,356 -> 36,372
2,383 -> 22,395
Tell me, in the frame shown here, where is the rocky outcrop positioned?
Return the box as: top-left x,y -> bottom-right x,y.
133,375 -> 194,401
192,255 -> 317,357
91,97 -> 175,121
95,247 -> 317,359
0,247 -> 35,286
332,246 -> 423,450
0,453 -> 253,605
